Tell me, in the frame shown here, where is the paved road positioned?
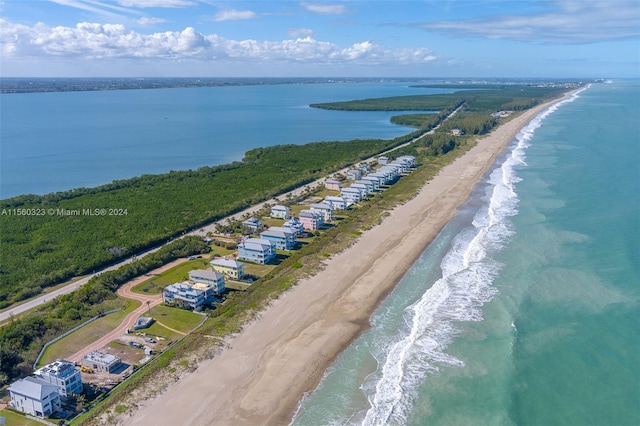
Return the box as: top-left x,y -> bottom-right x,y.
0,245 -> 164,324
66,259 -> 186,363
1,106 -> 461,324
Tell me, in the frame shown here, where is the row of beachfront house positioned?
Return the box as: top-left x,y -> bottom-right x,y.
8,359 -> 83,418
329,156 -> 416,207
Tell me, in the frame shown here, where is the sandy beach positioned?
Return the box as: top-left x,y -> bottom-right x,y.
122,97 -> 565,426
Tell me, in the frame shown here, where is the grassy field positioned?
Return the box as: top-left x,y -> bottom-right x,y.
38,298 -> 141,366
225,281 -> 251,291
147,305 -> 203,334
207,244 -> 236,257
243,262 -> 277,278
130,259 -> 211,295
0,409 -> 45,426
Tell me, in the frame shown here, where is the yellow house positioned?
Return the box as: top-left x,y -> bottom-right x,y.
210,258 -> 245,280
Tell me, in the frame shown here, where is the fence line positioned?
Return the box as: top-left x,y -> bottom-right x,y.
33,309 -> 123,368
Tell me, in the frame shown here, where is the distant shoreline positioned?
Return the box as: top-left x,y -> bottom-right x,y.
0,77 -> 417,94
0,76 -> 589,94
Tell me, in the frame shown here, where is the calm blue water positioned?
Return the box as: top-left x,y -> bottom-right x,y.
0,82 -> 445,199
292,80 -> 640,425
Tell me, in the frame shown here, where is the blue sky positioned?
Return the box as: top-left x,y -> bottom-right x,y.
1,0 -> 638,78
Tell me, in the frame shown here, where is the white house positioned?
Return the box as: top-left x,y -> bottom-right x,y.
346,169 -> 361,180
260,226 -> 297,250
389,159 -> 410,173
378,156 -> 389,165
163,282 -> 214,310
270,205 -> 291,219
340,187 -> 362,206
238,238 -> 276,264
33,359 -> 83,398
210,258 -> 245,280
283,217 -> 305,235
362,175 -> 382,190
350,183 -> 369,198
242,217 -> 263,232
189,269 -> 226,295
8,377 -> 61,418
310,203 -> 334,222
397,155 -> 417,167
324,196 -> 347,211
354,179 -> 375,193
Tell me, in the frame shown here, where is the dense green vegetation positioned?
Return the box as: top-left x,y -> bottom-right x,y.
0,236 -> 208,386
310,84 -> 570,113
0,136 -> 426,309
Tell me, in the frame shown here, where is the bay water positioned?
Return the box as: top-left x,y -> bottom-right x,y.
292,80 -> 640,425
0,81 -> 444,199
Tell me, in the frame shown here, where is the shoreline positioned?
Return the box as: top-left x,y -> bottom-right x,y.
122,95 -> 570,426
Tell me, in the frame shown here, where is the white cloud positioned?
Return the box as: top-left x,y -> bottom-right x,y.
214,9 -> 257,22
300,2 -> 347,15
137,17 -> 165,25
50,0 -> 135,19
118,0 -> 196,7
418,0 -> 640,44
0,18 -> 437,66
289,28 -> 314,38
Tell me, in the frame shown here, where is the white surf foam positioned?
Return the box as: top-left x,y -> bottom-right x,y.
360,89 -> 587,425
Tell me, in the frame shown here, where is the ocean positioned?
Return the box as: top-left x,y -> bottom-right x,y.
0,81 -> 446,199
292,80 -> 640,425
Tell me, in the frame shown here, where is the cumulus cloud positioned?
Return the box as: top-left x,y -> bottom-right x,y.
0,18 -> 437,65
417,0 -> 640,44
300,2 -> 347,15
214,9 -> 257,22
288,27 -> 315,38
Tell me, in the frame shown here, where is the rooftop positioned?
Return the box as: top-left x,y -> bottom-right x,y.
83,351 -> 120,366
189,269 -> 224,281
8,377 -> 58,400
34,359 -> 77,379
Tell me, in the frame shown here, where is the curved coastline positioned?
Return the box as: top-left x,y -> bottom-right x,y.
119,94 -> 574,426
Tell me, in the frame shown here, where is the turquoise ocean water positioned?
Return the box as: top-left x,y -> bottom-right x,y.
292,80 -> 640,425
0,82 -> 445,199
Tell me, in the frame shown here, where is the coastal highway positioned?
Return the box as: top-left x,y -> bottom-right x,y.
1,105 -> 461,324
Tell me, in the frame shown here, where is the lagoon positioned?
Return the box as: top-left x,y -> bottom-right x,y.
0,81 -> 448,199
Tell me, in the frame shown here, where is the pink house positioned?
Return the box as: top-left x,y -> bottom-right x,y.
298,210 -> 324,230
324,178 -> 341,191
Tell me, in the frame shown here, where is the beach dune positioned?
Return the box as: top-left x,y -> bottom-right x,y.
123,99 -> 562,426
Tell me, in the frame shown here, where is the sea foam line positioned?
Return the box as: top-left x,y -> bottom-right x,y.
360,89 -> 587,426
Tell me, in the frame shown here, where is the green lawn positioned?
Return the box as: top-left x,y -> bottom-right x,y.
0,409 -> 44,426
38,298 -> 141,366
243,262 -> 277,278
225,281 -> 251,291
130,259 -> 211,295
147,304 -> 203,334
208,245 -> 236,257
